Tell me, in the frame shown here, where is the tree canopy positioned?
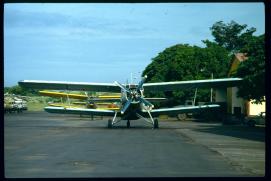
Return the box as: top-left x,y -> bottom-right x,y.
235,34 -> 265,103
210,20 -> 256,54
142,42 -> 231,106
142,20 -> 265,106
4,85 -> 39,96
209,21 -> 265,103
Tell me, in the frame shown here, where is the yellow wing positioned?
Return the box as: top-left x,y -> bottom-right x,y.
39,90 -> 121,100
39,90 -> 88,100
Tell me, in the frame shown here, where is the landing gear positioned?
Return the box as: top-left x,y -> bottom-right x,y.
127,120 -> 130,128
177,113 -> 187,121
108,119 -> 112,128
154,119 -> 159,129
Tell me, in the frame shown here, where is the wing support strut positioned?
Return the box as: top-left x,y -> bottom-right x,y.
136,110 -> 155,126
112,111 -> 120,125
66,90 -> 71,108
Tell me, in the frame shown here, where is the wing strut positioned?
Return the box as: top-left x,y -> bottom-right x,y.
136,109 -> 155,126
66,90 -> 71,108
136,113 -> 153,125
112,111 -> 120,125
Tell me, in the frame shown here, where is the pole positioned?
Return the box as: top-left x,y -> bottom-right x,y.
210,73 -> 213,102
193,88 -> 197,106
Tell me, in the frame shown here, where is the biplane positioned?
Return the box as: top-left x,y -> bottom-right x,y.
39,90 -> 121,110
19,76 -> 242,128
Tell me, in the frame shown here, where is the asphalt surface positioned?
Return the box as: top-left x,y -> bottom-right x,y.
4,111 -> 265,178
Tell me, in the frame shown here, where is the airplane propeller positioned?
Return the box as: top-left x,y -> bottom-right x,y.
137,75 -> 147,91
121,99 -> 132,114
114,81 -> 130,93
138,97 -> 154,108
114,75 -> 154,114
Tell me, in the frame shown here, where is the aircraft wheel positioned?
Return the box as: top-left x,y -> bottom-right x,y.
108,119 -> 112,128
154,119 -> 159,129
127,120 -> 130,128
177,113 -> 187,121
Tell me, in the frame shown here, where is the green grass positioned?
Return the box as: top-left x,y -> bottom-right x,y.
27,102 -> 47,111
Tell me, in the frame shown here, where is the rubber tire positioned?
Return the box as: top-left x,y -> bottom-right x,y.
154,119 -> 159,129
108,119 -> 112,128
177,113 -> 187,121
127,120 -> 130,128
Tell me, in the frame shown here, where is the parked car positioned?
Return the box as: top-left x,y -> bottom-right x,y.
244,112 -> 265,127
176,100 -> 194,120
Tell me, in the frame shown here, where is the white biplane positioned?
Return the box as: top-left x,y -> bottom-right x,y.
19,76 -> 242,128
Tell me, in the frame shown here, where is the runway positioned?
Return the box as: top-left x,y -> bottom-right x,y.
4,111 -> 265,178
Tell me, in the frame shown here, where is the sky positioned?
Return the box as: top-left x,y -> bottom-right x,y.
4,3 -> 265,87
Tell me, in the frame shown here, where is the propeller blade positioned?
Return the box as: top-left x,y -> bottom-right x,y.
138,97 -> 154,108
114,81 -> 130,93
121,99 -> 132,114
137,75 -> 147,91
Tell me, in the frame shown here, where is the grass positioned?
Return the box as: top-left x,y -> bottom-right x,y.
27,102 -> 47,111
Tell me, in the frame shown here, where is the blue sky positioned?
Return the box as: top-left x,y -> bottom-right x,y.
4,3 -> 265,87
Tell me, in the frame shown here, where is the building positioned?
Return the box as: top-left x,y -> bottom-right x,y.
215,53 -> 265,116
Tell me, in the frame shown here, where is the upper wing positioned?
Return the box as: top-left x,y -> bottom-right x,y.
44,106 -> 117,116
143,104 -> 220,117
19,80 -> 120,92
39,90 -> 88,100
143,78 -> 242,92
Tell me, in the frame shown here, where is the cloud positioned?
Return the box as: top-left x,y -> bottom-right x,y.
4,7 -> 158,40
5,9 -> 70,28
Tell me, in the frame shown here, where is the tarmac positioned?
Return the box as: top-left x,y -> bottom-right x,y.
4,111 -> 265,178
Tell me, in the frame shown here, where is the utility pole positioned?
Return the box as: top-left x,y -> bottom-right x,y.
210,73 -> 213,102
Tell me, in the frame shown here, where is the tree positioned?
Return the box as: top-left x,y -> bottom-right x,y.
210,20 -> 256,53
142,43 -> 231,106
4,85 -> 39,96
210,20 -> 265,103
235,34 -> 265,103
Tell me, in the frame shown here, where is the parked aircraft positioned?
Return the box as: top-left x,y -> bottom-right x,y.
40,90 -> 167,114
39,90 -> 121,110
18,76 -> 242,128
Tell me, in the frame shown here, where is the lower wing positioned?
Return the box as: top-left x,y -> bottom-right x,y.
44,106 -> 117,116
143,104 -> 220,117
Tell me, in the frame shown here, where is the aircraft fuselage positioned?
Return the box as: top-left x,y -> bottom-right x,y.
119,84 -> 145,120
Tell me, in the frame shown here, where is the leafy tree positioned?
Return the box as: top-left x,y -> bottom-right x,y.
235,34 -> 265,103
210,20 -> 256,53
143,20 -> 265,106
210,20 -> 265,103
142,43 -> 231,106
4,85 -> 39,96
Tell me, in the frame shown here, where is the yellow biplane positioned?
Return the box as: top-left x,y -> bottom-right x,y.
39,90 -> 121,111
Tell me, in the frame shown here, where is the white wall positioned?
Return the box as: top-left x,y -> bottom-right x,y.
249,101 -> 265,116
215,88 -> 227,102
